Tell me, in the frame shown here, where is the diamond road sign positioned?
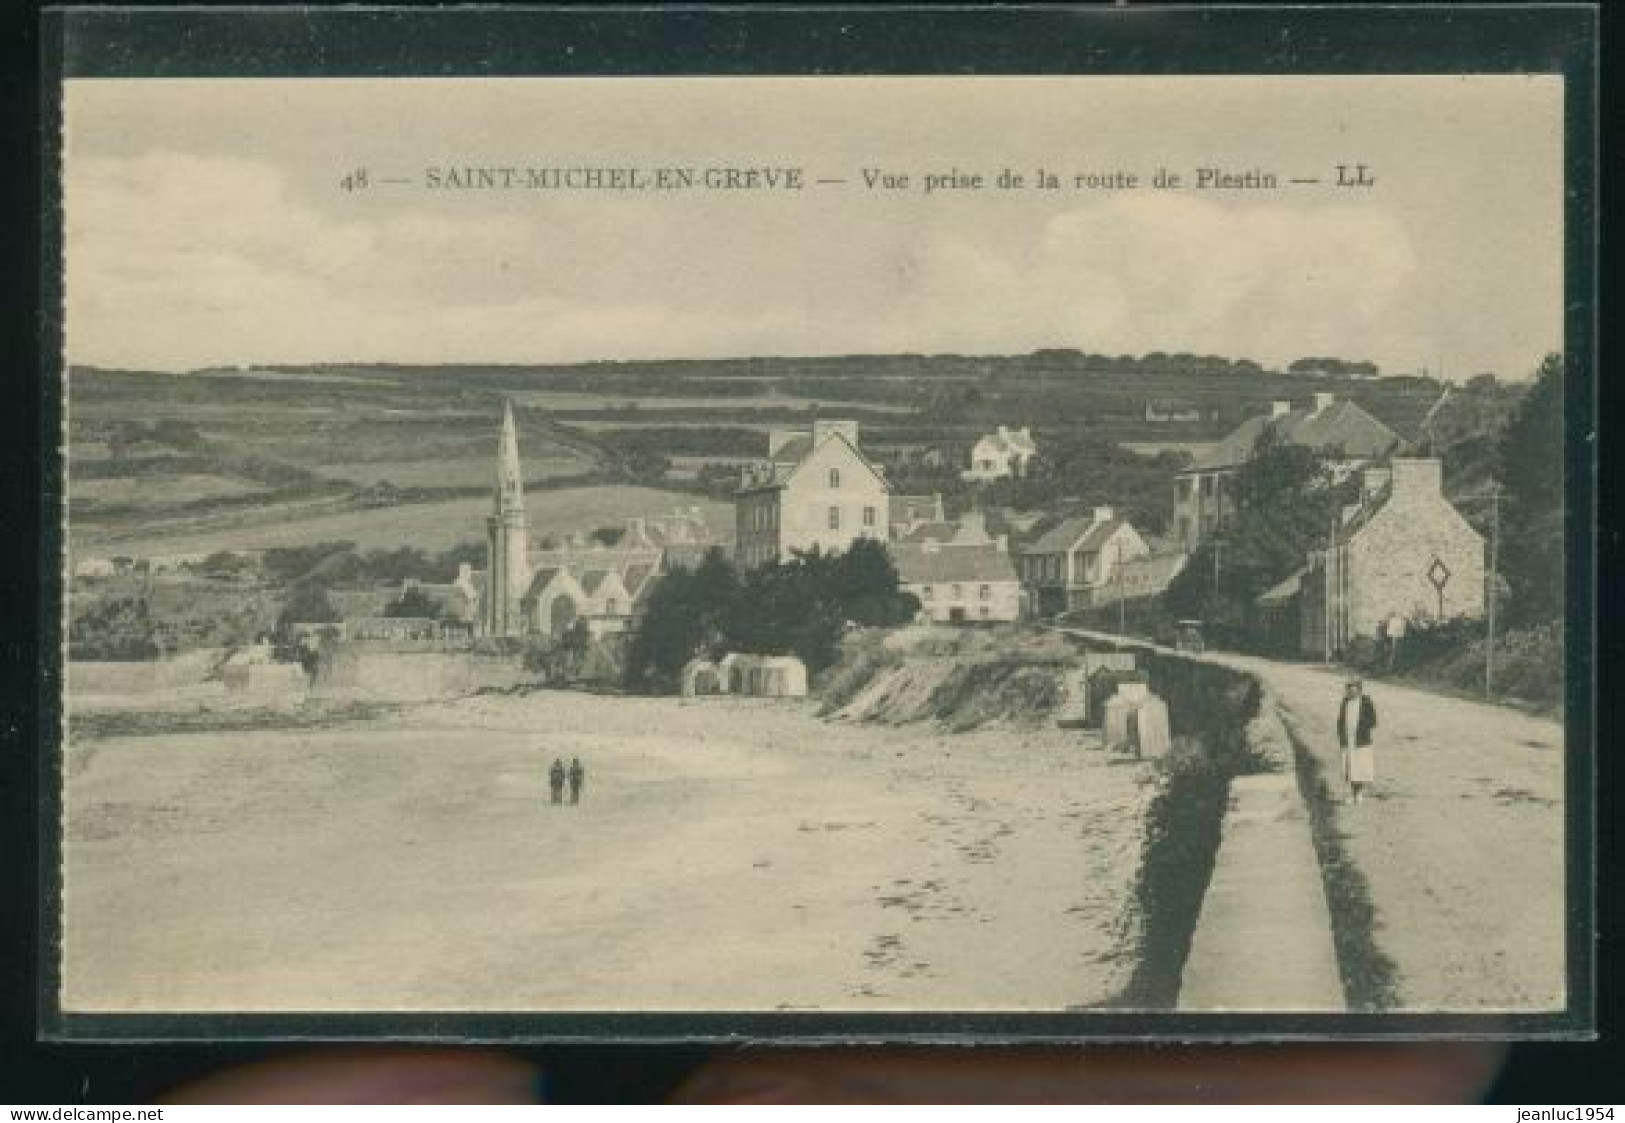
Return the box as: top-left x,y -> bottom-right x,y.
1427,557 -> 1451,590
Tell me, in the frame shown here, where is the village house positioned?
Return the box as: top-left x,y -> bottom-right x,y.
1143,398 -> 1203,424
734,419 -> 890,569
1016,507 -> 1151,617
1173,392 -> 1403,551
962,425 -> 1038,482
1259,457 -> 1486,657
1087,551 -> 1190,608
893,539 -> 1022,624
889,493 -> 947,540
895,506 -> 999,548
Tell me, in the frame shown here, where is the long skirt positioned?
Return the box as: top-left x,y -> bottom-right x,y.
1343,741 -> 1376,785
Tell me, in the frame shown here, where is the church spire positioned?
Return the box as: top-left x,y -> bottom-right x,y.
495,397 -> 525,515
485,399 -> 530,637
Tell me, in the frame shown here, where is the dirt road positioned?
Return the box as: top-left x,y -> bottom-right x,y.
62,693 -> 1153,1013
1067,626 -> 1567,1014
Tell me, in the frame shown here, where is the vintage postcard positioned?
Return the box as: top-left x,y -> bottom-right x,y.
45,8 -> 1593,1039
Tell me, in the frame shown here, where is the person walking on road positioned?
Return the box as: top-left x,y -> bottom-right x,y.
548,758 -> 566,805
1337,678 -> 1378,805
568,757 -> 585,805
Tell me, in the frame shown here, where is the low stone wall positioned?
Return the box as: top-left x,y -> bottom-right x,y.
68,649 -> 224,696
310,647 -> 530,702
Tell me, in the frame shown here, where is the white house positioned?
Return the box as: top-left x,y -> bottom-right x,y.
735,420 -> 890,569
962,425 -> 1038,482
1016,507 -> 1151,616
894,540 -> 1023,624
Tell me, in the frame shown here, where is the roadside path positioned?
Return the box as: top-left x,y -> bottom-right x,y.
1062,629 -> 1567,1013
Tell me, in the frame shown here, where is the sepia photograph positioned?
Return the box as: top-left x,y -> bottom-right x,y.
44,12 -> 1592,1039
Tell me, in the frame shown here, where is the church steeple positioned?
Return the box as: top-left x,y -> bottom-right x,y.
484,399 -> 531,637
495,397 -> 525,515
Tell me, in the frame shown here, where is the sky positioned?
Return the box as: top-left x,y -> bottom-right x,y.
62,75 -> 1565,380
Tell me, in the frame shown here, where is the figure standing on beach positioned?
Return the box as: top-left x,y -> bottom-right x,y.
568,757 -> 585,805
548,758 -> 566,805
1336,678 -> 1378,805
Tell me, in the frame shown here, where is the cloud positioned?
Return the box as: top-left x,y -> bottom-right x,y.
65,152 -> 1422,371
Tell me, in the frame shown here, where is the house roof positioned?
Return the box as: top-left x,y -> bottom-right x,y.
1185,399 -> 1403,473
1076,517 -> 1128,556
1019,515 -> 1097,555
621,562 -> 656,596
1019,514 -> 1126,556
899,520 -> 957,544
739,429 -> 888,495
769,436 -> 814,463
894,543 -> 1019,585
1257,567 -> 1308,606
403,582 -> 470,614
891,494 -> 943,523
1115,552 -> 1188,586
979,427 -> 1037,455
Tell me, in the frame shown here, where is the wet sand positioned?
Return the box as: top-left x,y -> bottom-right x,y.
63,691 -> 1155,1013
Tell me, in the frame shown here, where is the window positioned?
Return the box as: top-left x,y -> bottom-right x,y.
863,506 -> 876,527
979,606 -> 990,618
829,468 -> 841,488
1177,478 -> 1193,500
1201,475 -> 1214,497
923,585 -> 934,600
980,584 -> 991,600
952,583 -> 963,599
606,598 -> 619,616
828,506 -> 841,530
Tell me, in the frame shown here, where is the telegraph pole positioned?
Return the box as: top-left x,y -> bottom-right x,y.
1116,541 -> 1126,637
1486,481 -> 1501,698
1324,510 -> 1337,664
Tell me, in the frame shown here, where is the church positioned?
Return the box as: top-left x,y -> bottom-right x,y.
476,402 -> 698,640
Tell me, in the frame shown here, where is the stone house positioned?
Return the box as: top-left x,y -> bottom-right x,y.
1287,458 -> 1485,657
1016,507 -> 1151,616
962,425 -> 1038,482
1173,392 -> 1403,551
893,540 -> 1022,624
735,420 -> 890,569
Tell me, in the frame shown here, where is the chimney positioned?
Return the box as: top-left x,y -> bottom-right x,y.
457,562 -> 473,583
1093,506 -> 1115,524
1313,391 -> 1336,415
1271,400 -> 1292,419
997,424 -> 1010,439
1389,457 -> 1442,497
626,517 -> 647,544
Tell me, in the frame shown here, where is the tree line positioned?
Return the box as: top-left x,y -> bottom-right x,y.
623,539 -> 919,692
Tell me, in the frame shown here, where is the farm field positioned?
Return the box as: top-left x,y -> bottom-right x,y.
69,474 -> 268,508
74,485 -> 736,557
510,390 -> 916,413
312,456 -> 592,489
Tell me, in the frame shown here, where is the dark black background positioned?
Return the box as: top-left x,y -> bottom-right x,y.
2,1 -> 1616,1103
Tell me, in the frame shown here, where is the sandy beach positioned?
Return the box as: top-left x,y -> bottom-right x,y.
62,691 -> 1155,1013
